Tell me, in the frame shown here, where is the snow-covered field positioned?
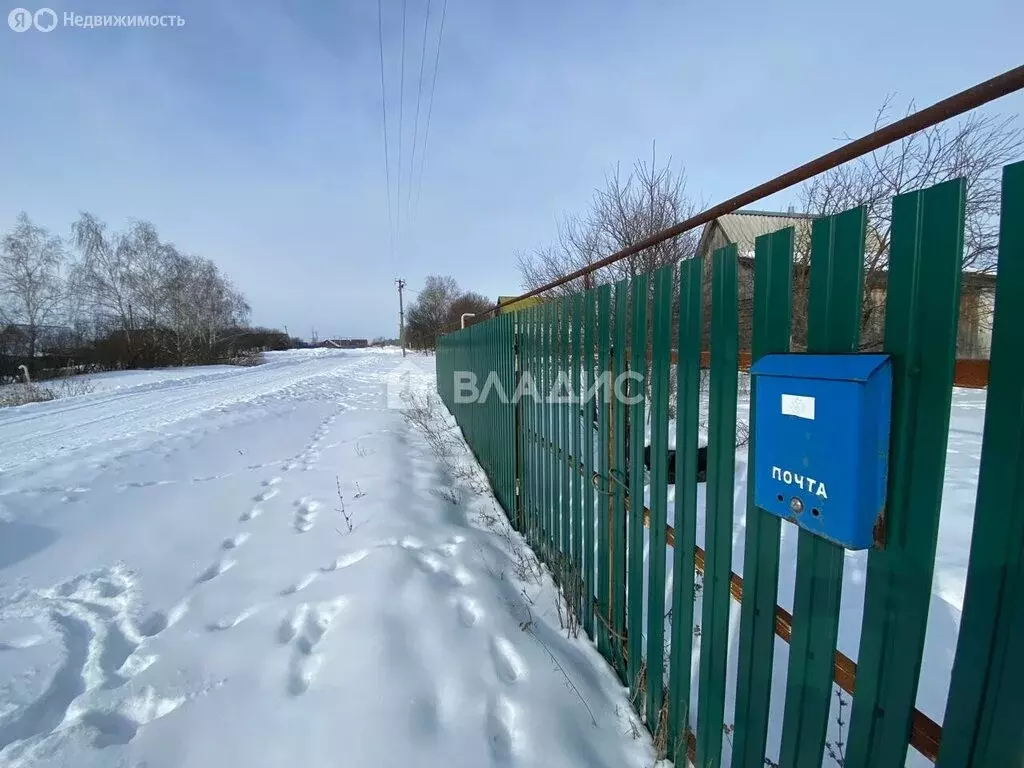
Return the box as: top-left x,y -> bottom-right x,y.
0,350 -> 656,768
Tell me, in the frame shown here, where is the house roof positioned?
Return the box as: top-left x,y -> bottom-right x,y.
697,209 -> 814,259
696,210 -> 995,291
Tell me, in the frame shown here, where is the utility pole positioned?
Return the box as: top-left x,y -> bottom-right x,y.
395,278 -> 407,357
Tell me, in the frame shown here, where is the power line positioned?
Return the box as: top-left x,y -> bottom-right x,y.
376,0 -> 396,274
409,0 -> 448,244
405,0 -> 433,233
395,0 -> 409,267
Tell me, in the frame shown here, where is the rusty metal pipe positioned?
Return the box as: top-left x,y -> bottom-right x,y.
492,65 -> 1024,312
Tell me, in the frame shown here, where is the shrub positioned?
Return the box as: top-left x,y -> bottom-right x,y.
0,383 -> 56,408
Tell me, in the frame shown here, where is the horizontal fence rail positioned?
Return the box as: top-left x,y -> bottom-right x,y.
438,163 -> 1022,764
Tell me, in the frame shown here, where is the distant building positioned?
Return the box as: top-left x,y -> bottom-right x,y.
696,209 -> 996,358
319,338 -> 369,349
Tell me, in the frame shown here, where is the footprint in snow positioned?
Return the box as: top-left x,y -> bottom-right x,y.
454,596 -> 484,628
195,558 -> 235,585
279,598 -> 348,695
254,487 -> 279,502
489,636 -> 527,684
280,573 -> 318,596
207,604 -> 262,632
138,599 -> 189,637
119,480 -> 175,490
485,694 -> 519,764
438,542 -> 459,558
222,532 -> 250,550
293,498 -> 320,533
240,506 -> 261,522
79,682 -> 222,748
321,549 -> 370,572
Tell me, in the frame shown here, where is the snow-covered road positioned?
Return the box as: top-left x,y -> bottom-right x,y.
0,350 -> 654,768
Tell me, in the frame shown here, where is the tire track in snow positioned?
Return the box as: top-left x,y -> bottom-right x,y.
0,352 -> 366,472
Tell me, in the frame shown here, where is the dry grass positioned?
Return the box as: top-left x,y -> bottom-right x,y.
0,369 -> 97,408
0,382 -> 56,407
227,350 -> 265,367
400,388 -> 601,734
334,476 -> 354,534
47,373 -> 96,398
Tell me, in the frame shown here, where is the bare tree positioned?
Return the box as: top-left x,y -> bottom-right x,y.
406,275 -> 461,349
67,213 -> 251,366
190,258 -> 250,355
158,250 -> 248,363
0,213 -> 67,356
517,145 -> 702,296
123,220 -> 171,332
445,291 -> 492,332
70,212 -> 139,351
800,96 -> 1023,349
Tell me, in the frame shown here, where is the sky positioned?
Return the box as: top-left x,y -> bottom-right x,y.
1,0 -> 1021,341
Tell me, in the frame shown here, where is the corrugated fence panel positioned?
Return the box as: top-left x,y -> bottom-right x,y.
560,297 -> 571,568
582,289 -> 597,640
571,292 -> 584,619
780,206 -> 866,768
612,279 -> 629,680
543,304 -> 554,558
846,178 -> 966,767
696,244 -> 739,768
732,226 -> 793,768
627,273 -> 650,699
938,160 -> 1024,767
596,285 -> 613,658
668,257 -> 703,762
646,264 -> 674,728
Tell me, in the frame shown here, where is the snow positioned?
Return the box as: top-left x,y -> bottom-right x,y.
0,350 -> 656,768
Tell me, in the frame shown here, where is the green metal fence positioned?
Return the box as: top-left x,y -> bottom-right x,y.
436,312 -> 517,516
434,163 -> 1024,767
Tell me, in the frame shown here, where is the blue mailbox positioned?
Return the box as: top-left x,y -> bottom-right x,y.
750,353 -> 893,550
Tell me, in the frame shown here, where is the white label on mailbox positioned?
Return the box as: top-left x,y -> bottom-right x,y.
781,393 -> 815,420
